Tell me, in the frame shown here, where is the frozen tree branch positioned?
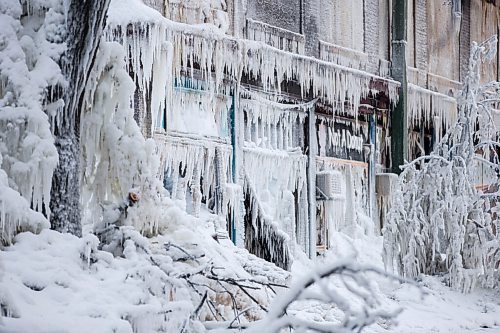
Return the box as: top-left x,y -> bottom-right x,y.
384,36 -> 500,291
242,259 -> 414,333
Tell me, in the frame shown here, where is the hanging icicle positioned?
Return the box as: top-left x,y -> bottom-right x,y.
408,84 -> 458,138
105,1 -> 400,137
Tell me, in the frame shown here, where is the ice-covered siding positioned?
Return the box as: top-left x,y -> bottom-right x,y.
318,0 -> 364,53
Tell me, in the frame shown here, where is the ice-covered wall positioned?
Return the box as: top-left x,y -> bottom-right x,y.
103,0 -> 400,265
245,0 -> 301,35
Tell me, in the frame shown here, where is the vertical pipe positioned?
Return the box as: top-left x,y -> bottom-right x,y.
231,92 -> 237,183
307,106 -> 317,259
230,90 -> 237,244
368,111 -> 377,231
391,0 -> 408,174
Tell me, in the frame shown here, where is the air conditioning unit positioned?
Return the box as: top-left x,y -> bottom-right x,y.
316,170 -> 345,200
376,173 -> 398,196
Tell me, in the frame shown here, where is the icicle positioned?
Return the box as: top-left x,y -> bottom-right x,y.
157,135 -> 232,212
408,84 -> 458,139
105,4 -> 400,136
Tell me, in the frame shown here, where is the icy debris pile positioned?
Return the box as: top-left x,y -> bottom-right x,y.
248,257 -> 405,333
0,0 -> 65,244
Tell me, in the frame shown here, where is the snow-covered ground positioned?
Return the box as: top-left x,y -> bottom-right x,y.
1,223 -> 498,332
314,232 -> 500,333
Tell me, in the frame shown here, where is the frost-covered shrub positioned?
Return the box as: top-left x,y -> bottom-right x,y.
384,37 -> 500,292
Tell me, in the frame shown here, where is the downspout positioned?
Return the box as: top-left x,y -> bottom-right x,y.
230,90 -> 237,244
368,111 -> 377,229
390,0 -> 409,174
307,106 -> 317,259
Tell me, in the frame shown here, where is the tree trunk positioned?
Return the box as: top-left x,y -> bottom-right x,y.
50,0 -> 111,236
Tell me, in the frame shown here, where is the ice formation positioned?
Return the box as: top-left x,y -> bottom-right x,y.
80,40 -> 168,236
316,157 -> 369,237
408,83 -> 458,139
237,88 -> 317,264
96,0 -> 403,268
166,85 -> 231,137
0,0 -> 64,243
104,0 -> 400,136
0,153 -> 49,245
156,133 -> 232,214
240,88 -> 310,151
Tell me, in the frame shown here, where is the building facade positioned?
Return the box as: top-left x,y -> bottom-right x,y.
110,0 -> 500,269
